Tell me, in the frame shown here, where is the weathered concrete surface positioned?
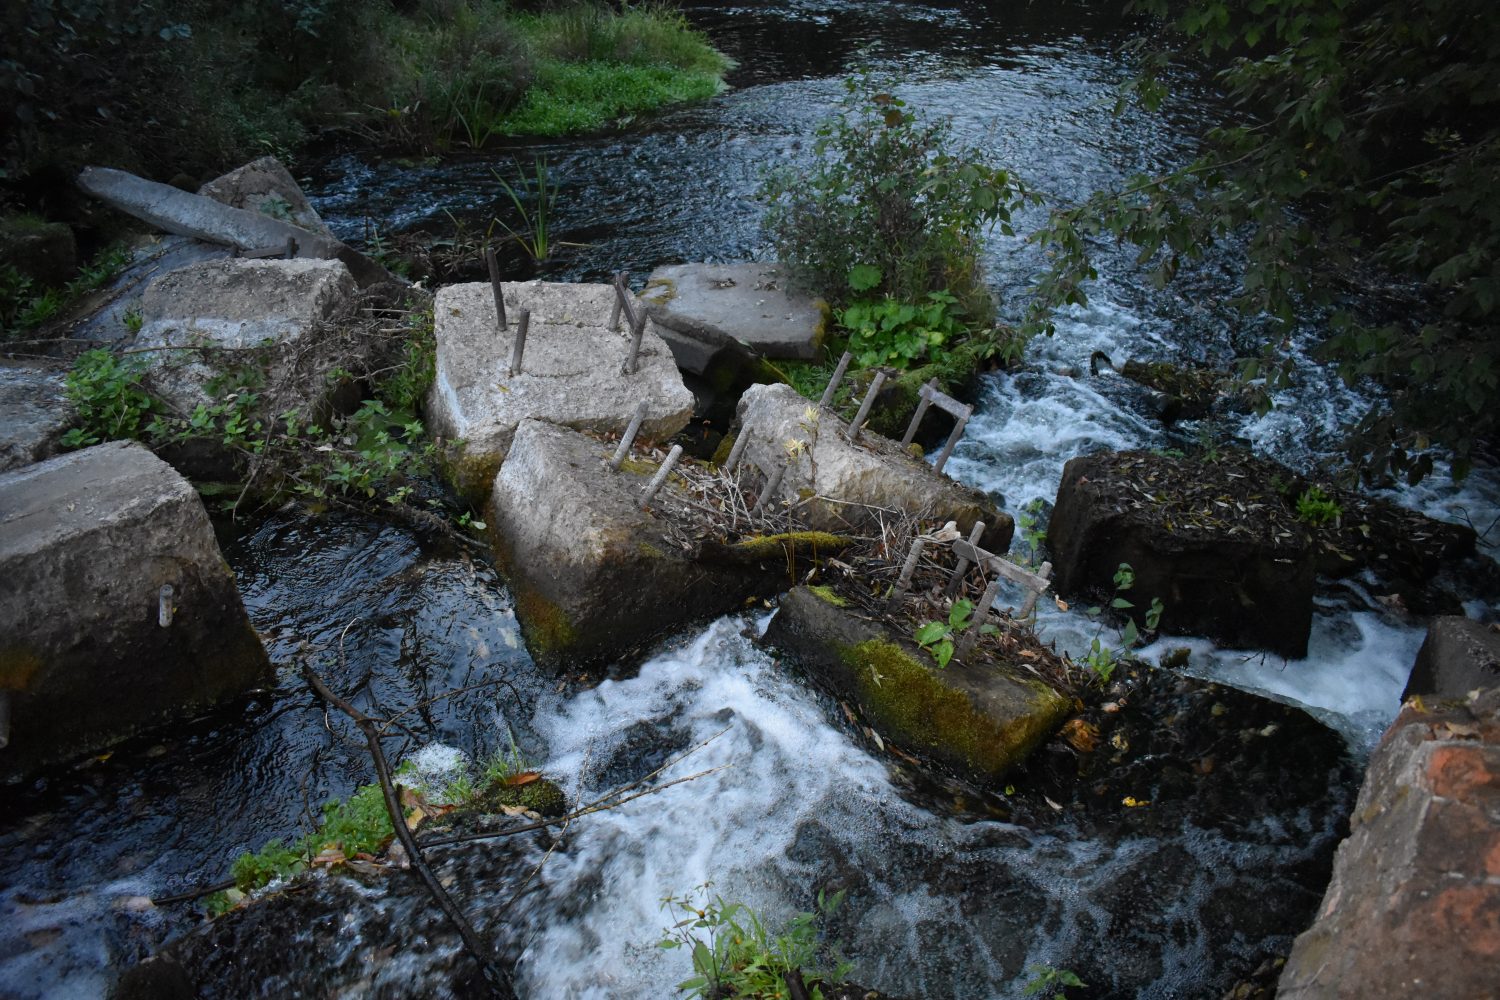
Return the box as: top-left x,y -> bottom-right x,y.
1279,685 -> 1500,999
0,364 -> 74,472
76,166 -> 393,287
65,236 -> 234,344
131,257 -> 357,414
1403,616 -> 1500,701
198,156 -> 333,238
1049,451 -> 1314,658
733,382 -> 1013,553
488,420 -> 844,671
0,441 -> 270,781
642,262 -> 828,365
764,585 -> 1069,782
427,281 -> 694,502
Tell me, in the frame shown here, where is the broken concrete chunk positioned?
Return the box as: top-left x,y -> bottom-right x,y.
488,419 -> 825,671
0,363 -> 75,473
1049,450 -> 1314,658
0,441 -> 270,781
733,382 -> 1013,552
426,281 -> 693,503
131,257 -> 356,414
642,262 -> 828,366
198,156 -> 333,238
1402,615 -> 1500,701
764,585 -> 1069,782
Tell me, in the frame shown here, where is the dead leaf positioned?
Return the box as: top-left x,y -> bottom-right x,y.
1060,718 -> 1100,753
504,771 -> 541,787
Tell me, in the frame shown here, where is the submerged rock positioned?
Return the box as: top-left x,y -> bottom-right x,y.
764,585 -> 1070,783
734,382 -> 1013,553
1279,684 -> 1500,999
488,419 -> 847,672
1049,450 -> 1314,658
0,363 -> 74,472
0,441 -> 270,781
426,281 -> 693,503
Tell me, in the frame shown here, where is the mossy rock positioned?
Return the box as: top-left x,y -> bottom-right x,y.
764,586 -> 1069,783
475,775 -> 568,818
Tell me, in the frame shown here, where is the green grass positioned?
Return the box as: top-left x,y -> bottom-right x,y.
501,60 -> 726,135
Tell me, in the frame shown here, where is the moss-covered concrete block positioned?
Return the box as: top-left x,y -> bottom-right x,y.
764,586 -> 1069,783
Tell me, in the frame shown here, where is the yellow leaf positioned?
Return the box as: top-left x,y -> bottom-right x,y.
1122,796 -> 1150,808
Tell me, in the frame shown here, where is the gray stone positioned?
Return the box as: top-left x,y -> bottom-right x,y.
1278,688 -> 1500,999
131,258 -> 356,414
0,441 -> 270,781
763,585 -> 1070,783
426,281 -> 694,502
0,364 -> 75,472
642,262 -> 828,365
76,166 -> 393,287
198,156 -> 333,238
733,382 -> 1013,552
1402,616 -> 1500,701
488,419 -> 839,671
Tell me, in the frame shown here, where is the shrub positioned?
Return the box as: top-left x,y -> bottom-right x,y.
760,73 -> 1031,317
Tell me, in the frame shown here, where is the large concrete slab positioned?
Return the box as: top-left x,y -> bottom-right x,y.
642,262 -> 827,365
734,382 -> 1013,552
425,280 -> 694,502
131,257 -> 356,414
0,441 -> 270,780
0,363 -> 74,472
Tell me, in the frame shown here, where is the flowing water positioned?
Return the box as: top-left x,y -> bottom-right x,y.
4,1 -> 1499,997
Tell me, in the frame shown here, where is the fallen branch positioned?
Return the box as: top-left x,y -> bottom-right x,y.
301,660 -> 514,1000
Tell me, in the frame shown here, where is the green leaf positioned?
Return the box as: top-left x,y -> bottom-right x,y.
914,621 -> 949,646
848,263 -> 882,291
935,638 -> 954,669
949,598 -> 975,629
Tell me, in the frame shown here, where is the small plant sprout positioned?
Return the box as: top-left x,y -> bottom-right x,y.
1022,963 -> 1086,999
1295,485 -> 1343,526
914,597 -> 1000,669
1080,562 -> 1164,685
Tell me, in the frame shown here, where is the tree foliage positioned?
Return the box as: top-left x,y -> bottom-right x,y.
1027,0 -> 1500,483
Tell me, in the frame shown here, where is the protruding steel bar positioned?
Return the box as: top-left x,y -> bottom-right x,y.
954,578 -> 1004,663
751,462 -> 785,515
610,402 -> 650,471
158,584 -> 175,627
724,428 -> 751,473
1017,561 -> 1054,618
622,306 -> 648,375
485,246 -> 507,331
901,378 -> 940,448
609,270 -> 630,331
943,521 -> 987,598
818,351 -> 854,410
509,309 -> 531,376
284,236 -> 297,259
641,445 -> 683,508
930,405 -> 972,475
885,536 -> 926,611
847,370 -> 888,442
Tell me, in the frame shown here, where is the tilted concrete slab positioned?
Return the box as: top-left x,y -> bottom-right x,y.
734,382 -> 1013,552
425,280 -> 694,502
0,441 -> 269,780
77,166 -> 393,287
642,262 -> 827,366
198,156 -> 333,238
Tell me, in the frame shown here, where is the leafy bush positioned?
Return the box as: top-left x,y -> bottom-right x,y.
1295,486 -> 1342,526
761,73 -> 1030,316
61,349 -> 160,447
914,597 -> 999,669
839,286 -> 966,369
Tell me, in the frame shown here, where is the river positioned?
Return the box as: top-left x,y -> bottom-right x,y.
2,1 -> 1496,997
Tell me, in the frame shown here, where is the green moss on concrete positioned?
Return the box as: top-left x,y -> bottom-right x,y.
808,584 -> 847,607
637,541 -> 667,559
837,638 -> 1067,781
617,457 -> 658,476
476,776 -> 568,817
439,442 -> 504,510
730,531 -> 849,559
711,432 -> 737,467
511,582 -> 580,663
